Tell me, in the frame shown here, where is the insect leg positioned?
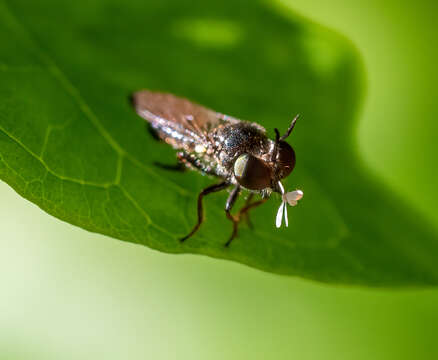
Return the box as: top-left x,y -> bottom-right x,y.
238,197 -> 267,228
153,152 -> 211,174
152,152 -> 188,172
177,152 -> 218,176
153,162 -> 187,172
180,181 -> 230,242
146,123 -> 162,141
224,185 -> 241,247
240,193 -> 255,228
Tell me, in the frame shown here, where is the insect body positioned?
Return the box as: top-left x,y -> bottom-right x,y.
131,90 -> 303,246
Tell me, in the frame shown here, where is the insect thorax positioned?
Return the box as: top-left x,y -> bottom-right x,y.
210,122 -> 272,178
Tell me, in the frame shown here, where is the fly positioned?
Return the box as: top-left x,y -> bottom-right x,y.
131,90 -> 303,246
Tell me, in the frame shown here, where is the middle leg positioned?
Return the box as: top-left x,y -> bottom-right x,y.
181,181 -> 230,242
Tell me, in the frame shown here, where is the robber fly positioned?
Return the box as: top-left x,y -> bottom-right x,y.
131,90 -> 303,246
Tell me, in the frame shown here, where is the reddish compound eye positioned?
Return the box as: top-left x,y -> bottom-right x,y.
276,141 -> 295,179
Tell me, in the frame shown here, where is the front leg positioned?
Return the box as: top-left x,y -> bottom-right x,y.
224,185 -> 241,247
180,181 -> 230,242
224,190 -> 267,247
238,196 -> 267,227
240,193 -> 255,228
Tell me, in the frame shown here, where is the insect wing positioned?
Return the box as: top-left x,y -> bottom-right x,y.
131,90 -> 240,151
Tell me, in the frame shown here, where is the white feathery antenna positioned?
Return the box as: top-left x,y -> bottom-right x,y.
275,181 -> 303,228
276,201 -> 285,228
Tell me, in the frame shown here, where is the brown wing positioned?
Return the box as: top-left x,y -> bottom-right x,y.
131,90 -> 241,151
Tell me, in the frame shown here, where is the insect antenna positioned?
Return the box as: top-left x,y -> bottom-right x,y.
280,114 -> 299,141
271,114 -> 299,162
271,128 -> 281,162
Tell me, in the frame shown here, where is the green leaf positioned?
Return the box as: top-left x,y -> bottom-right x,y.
0,0 -> 437,286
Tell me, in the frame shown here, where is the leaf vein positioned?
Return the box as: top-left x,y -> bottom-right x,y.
0,125 -> 115,188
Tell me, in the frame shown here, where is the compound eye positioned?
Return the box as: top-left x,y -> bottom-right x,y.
233,154 -> 271,190
276,141 -> 296,179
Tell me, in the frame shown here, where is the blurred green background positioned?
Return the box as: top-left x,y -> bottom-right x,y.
1,0 -> 438,359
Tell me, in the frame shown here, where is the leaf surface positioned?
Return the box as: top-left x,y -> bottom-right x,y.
0,0 -> 437,286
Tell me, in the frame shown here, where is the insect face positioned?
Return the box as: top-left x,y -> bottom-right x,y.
233,139 -> 295,192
